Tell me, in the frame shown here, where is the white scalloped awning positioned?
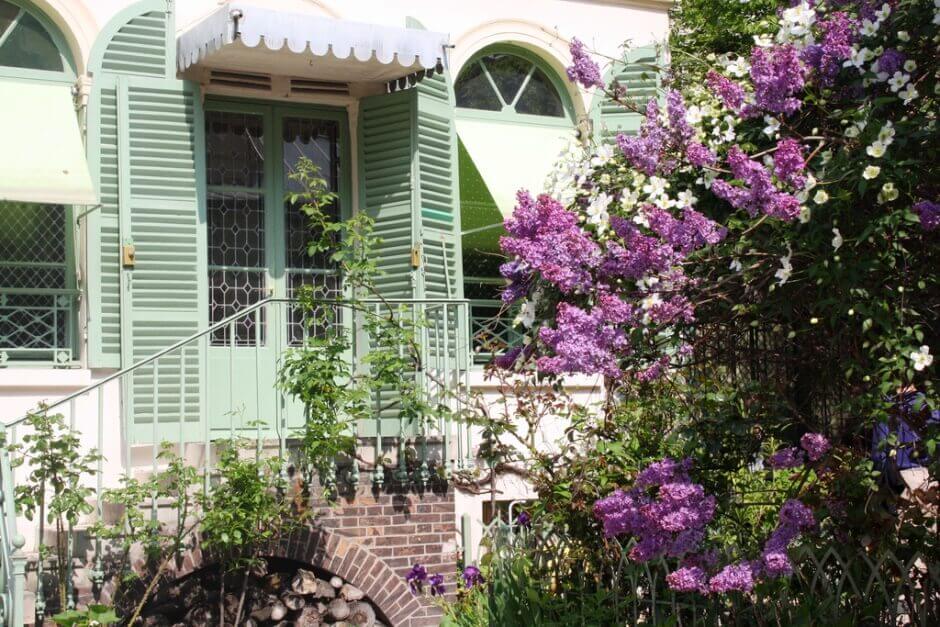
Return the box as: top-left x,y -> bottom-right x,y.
177,2 -> 449,83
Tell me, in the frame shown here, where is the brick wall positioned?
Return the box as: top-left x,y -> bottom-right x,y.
312,481 -> 459,626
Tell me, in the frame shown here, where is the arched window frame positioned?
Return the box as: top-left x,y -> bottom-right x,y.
0,0 -> 76,84
455,44 -> 575,127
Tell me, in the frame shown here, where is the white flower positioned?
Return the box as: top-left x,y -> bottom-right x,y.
753,34 -> 774,48
878,182 -> 899,203
774,246 -> 794,285
831,228 -> 843,251
899,83 -> 918,104
903,59 -> 917,73
676,190 -> 698,207
862,165 -> 881,179
778,2 -> 817,44
516,300 -> 537,329
599,173 -> 612,186
844,47 -> 873,71
875,3 -> 891,21
621,189 -> 639,210
866,141 -> 886,158
799,206 -> 812,223
888,71 -> 910,93
844,125 -> 861,138
763,116 -> 781,137
910,345 -> 933,371
586,192 -> 613,230
590,143 -> 615,168
897,31 -> 910,42
643,176 -> 669,199
804,174 -> 817,191
685,105 -> 703,126
641,292 -> 662,310
859,19 -> 880,37
814,190 -> 829,204
729,258 -> 743,272
877,122 -> 895,146
726,57 -> 749,78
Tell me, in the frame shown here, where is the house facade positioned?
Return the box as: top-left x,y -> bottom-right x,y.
0,1 -> 668,624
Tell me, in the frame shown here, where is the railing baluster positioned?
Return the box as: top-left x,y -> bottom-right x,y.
463,303 -> 473,470
275,302 -> 286,480
443,305 -> 452,478
92,387 -> 104,601
66,399 -> 76,609
373,304 -> 384,488
179,347 -> 186,459
255,307 -> 262,459
229,319 -> 235,439
151,362 -> 159,523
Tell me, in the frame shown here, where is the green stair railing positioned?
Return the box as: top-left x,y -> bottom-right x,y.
0,296 -> 471,625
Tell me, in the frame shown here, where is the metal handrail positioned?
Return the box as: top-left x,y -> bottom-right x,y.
3,296 -> 470,430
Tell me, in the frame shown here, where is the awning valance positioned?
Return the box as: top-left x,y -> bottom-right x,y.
177,2 -> 450,83
0,81 -> 97,206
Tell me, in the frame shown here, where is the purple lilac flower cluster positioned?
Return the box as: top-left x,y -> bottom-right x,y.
566,37 -> 604,89
499,191 -> 600,295
712,147 -> 802,221
618,90 -> 708,176
537,303 -> 629,378
748,45 -> 806,116
593,458 -> 716,562
802,11 -> 855,85
914,200 -> 939,231
663,498 -> 817,594
706,70 -> 745,112
768,432 -> 831,469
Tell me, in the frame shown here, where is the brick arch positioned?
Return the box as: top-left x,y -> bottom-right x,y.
172,524 -> 424,627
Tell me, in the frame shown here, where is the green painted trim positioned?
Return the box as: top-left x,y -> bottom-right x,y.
455,43 -> 576,125
0,0 -> 76,80
88,0 -> 167,76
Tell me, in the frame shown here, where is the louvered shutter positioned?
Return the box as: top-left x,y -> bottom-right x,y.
87,1 -> 205,443
590,45 -> 660,140
357,71 -> 462,438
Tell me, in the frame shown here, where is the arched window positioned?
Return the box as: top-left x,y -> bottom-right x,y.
0,1 -> 80,365
0,0 -> 74,78
455,47 -> 571,120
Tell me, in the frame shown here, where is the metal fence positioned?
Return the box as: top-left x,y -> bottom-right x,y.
0,297 -> 471,625
482,520 -> 940,626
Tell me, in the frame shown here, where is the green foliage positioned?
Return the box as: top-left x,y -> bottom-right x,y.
52,604 -> 118,626
198,439 -> 298,571
10,411 -> 101,610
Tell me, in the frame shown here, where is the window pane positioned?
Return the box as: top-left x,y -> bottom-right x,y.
0,2 -> 20,40
0,11 -> 63,72
207,192 -> 265,268
482,54 -> 531,104
515,67 -> 565,117
282,117 -> 342,343
455,61 -> 501,111
205,111 -> 265,188
0,202 -> 72,359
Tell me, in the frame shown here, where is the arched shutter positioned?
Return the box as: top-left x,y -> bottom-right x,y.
87,1 -> 205,442
590,45 -> 660,141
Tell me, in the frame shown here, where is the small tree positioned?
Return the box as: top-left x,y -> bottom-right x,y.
11,411 -> 101,612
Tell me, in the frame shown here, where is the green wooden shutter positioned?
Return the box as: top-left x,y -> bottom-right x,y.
590,45 -> 660,140
88,1 -> 205,443
357,71 -> 462,438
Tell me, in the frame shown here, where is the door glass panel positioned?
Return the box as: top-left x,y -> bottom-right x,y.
282,117 -> 342,344
205,111 -> 266,346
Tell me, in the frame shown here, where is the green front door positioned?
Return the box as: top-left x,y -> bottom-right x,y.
203,100 -> 348,436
